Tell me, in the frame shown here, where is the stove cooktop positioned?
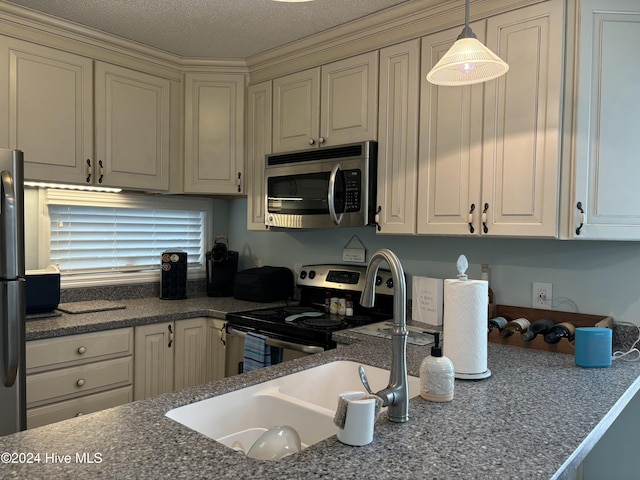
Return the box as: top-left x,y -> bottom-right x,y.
226,305 -> 389,348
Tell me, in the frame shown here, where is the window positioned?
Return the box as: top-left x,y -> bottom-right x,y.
40,189 -> 212,286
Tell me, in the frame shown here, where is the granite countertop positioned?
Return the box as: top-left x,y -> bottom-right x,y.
25,296 -> 288,341
2,327 -> 640,479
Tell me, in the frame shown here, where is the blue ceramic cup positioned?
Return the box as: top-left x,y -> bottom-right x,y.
574,327 -> 612,368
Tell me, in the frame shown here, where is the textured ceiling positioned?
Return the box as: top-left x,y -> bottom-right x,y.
5,0 -> 411,59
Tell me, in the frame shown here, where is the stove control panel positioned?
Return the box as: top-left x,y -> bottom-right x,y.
297,264 -> 395,295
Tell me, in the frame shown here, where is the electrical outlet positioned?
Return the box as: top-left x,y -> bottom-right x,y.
532,282 -> 553,310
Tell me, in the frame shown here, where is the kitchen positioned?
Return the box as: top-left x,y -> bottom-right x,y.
1,0 -> 640,478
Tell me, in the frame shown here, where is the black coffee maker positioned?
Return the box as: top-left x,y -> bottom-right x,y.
206,236 -> 238,297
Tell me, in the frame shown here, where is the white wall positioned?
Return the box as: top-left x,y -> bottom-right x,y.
228,199 -> 640,325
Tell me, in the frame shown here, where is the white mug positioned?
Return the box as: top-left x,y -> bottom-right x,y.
330,297 -> 340,314
336,391 -> 376,446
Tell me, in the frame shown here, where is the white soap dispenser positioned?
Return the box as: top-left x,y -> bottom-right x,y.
420,332 -> 454,402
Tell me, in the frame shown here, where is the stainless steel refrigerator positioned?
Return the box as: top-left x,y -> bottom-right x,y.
0,149 -> 26,436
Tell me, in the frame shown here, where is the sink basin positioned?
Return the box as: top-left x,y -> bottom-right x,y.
165,360 -> 420,453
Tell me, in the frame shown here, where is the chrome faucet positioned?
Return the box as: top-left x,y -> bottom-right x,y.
359,248 -> 409,423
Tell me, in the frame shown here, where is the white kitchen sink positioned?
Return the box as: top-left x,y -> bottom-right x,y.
165,360 -> 420,454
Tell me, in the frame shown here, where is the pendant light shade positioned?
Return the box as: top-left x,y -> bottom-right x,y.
426,1 -> 509,86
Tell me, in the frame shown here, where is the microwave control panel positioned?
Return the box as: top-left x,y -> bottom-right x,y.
344,169 -> 361,212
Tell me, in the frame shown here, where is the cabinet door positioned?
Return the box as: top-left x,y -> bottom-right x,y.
0,36 -> 93,184
184,73 -> 245,194
321,51 -> 378,146
272,68 -> 320,153
174,318 -> 208,391
571,0 -> 640,239
246,81 -> 272,230
482,1 -> 562,237
377,40 -> 420,234
95,62 -> 170,191
417,24 -> 484,235
206,319 -> 226,383
134,323 -> 174,401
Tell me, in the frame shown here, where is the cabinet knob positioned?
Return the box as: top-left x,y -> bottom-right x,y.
76,412 -> 84,417
77,346 -> 86,354
76,379 -> 86,387
308,138 -> 315,145
318,137 -> 326,145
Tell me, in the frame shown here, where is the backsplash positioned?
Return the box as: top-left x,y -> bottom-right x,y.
60,279 -> 207,303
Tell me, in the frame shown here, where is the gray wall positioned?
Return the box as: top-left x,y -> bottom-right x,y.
227,198 -> 640,326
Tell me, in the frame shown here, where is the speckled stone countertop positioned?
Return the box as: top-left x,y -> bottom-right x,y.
2,327 -> 640,479
25,296 -> 287,341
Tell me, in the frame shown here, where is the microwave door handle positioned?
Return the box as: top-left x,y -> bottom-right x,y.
328,164 -> 344,226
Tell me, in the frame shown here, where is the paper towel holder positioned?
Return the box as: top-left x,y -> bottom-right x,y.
455,369 -> 491,380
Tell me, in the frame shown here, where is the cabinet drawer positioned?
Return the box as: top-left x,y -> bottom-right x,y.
27,356 -> 133,407
27,328 -> 133,372
27,386 -> 132,429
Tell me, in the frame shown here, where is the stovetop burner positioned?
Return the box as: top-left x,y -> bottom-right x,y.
299,317 -> 347,329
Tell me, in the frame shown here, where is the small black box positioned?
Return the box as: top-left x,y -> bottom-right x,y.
160,250 -> 187,300
233,266 -> 293,302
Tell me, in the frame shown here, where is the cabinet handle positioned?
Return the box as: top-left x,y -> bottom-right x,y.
76,379 -> 85,387
308,138 -> 316,145
468,204 -> 476,234
374,205 -> 382,232
98,160 -> 104,184
237,172 -> 242,193
85,159 -> 92,183
318,137 -> 326,145
482,203 -> 489,234
168,324 -> 174,348
576,202 -> 585,236
77,346 -> 86,355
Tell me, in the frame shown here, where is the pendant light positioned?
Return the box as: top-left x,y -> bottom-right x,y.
426,0 -> 509,86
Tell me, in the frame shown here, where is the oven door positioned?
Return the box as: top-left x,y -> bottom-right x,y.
225,325 -> 326,377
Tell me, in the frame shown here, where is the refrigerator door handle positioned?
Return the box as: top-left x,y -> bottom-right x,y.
3,280 -> 24,387
1,169 -> 22,278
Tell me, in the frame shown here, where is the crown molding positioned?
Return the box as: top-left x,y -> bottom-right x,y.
246,0 -> 545,84
0,3 -> 248,80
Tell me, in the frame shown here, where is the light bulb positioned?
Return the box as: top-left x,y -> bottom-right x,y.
459,62 -> 476,73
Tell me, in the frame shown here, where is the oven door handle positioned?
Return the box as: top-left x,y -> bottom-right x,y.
226,326 -> 325,354
328,163 -> 344,226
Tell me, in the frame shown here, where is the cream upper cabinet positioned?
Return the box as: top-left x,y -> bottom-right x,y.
95,62 -> 171,191
246,80 -> 272,230
183,73 -> 245,195
376,39 -> 420,235
565,0 -> 640,240
0,36 -> 93,185
0,36 -> 173,191
272,52 -> 378,153
418,0 -> 563,237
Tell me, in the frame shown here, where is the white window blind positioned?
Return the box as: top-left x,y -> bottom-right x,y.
45,190 -> 210,275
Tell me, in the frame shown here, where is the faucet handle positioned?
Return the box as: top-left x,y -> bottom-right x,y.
358,365 -> 374,395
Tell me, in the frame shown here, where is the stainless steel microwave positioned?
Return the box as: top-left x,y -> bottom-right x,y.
265,141 -> 377,229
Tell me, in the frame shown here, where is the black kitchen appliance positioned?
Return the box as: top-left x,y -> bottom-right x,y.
160,250 -> 187,300
233,266 -> 293,302
206,236 -> 238,297
226,264 -> 397,359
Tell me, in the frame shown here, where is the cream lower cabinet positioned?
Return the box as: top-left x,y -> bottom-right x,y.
25,328 -> 134,429
183,73 -> 245,194
272,51 -> 378,153
565,0 -> 640,240
0,36 -> 171,191
417,0 -> 563,237
134,317 -> 224,401
246,80 -> 272,230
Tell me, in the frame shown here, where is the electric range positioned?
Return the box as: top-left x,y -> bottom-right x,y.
225,264 -> 397,351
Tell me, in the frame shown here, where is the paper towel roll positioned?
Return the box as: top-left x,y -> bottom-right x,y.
443,279 -> 490,379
